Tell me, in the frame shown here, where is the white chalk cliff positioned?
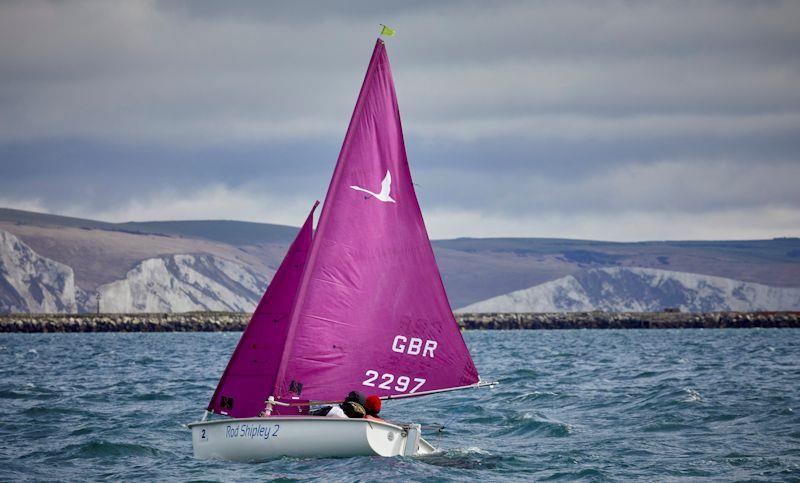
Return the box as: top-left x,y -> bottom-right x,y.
0,228 -> 273,314
458,267 -> 800,313
0,229 -> 78,313
96,254 -> 271,313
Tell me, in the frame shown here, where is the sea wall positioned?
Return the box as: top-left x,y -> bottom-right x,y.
457,312 -> 800,330
0,312 -> 249,333
1,311 -> 799,333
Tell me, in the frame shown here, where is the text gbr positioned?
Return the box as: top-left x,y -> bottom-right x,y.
391,335 -> 437,357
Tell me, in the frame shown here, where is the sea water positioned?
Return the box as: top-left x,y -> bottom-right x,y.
0,329 -> 798,481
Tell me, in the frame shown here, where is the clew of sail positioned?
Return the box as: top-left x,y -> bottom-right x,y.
207,203 -> 317,417
272,39 -> 480,404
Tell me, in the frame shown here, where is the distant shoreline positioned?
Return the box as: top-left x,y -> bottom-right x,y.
0,311 -> 798,332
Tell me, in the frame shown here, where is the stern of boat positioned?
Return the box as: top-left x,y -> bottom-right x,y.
365,422 -> 435,457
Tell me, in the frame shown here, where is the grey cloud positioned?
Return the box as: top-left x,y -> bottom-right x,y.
415,158 -> 800,215
0,0 -> 798,239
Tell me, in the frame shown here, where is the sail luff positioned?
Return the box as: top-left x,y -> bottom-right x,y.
206,202 -> 317,417
271,40 -> 386,399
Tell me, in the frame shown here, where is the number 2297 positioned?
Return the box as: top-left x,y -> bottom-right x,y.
362,370 -> 426,393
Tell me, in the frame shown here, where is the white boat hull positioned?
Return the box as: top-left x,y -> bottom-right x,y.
188,416 -> 436,461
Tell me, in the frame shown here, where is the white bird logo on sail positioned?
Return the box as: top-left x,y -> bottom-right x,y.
350,170 -> 396,203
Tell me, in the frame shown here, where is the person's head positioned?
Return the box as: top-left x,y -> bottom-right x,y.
345,391 -> 366,406
365,395 -> 381,416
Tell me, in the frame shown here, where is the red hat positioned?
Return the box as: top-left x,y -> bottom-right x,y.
365,395 -> 382,415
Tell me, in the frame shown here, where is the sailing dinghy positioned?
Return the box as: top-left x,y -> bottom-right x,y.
189,39 -> 494,461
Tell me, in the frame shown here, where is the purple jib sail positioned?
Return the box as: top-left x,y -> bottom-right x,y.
208,203 -> 317,417
273,40 -> 479,403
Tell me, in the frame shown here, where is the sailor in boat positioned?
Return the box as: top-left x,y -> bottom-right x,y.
341,391 -> 367,418
308,391 -> 368,418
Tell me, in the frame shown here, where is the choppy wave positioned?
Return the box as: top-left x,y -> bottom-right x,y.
93,441 -> 161,458
0,329 -> 799,481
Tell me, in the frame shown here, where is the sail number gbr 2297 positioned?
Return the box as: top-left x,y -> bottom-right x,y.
361,335 -> 437,394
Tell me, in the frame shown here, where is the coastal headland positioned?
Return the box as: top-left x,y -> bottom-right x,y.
1,312 -> 798,332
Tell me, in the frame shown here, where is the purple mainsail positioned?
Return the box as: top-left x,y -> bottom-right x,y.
272,40 -> 479,403
207,203 -> 317,418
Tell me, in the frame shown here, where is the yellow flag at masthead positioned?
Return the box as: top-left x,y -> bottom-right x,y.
379,24 -> 396,37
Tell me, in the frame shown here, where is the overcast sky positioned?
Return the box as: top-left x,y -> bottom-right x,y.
1,0 -> 799,240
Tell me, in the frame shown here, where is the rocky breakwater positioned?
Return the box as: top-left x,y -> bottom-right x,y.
456,312 -> 800,330
0,312 -> 250,332
1,311 -> 800,332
